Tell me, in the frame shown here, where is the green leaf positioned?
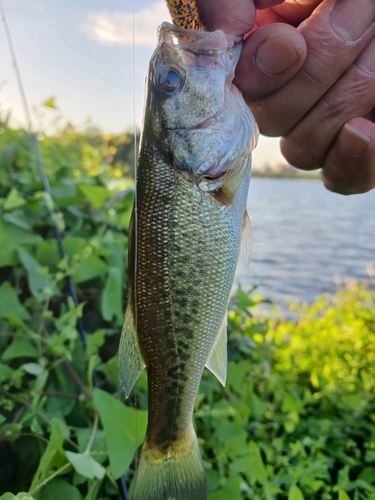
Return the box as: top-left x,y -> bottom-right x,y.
208,476 -> 241,500
339,491 -> 351,500
65,451 -> 105,480
75,428 -> 107,462
0,413 -> 6,425
0,363 -> 14,381
43,96 -> 57,109
29,418 -> 66,492
18,248 -> 53,300
0,237 -> 18,267
3,220 -> 42,245
288,485 -> 305,500
73,255 -> 108,283
78,185 -> 110,209
0,423 -> 22,441
0,218 -> 18,267
87,329 -> 107,357
0,282 -> 31,320
38,478 -> 83,500
1,142 -> 18,169
2,213 -> 31,230
2,336 -> 38,360
93,388 -> 147,479
22,363 -> 45,376
0,494 -> 36,500
3,187 -> 26,210
227,361 -> 248,393
231,441 -> 268,486
101,267 -> 123,325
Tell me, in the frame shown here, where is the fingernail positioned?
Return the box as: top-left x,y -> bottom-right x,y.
255,34 -> 303,76
332,0 -> 375,42
357,37 -> 375,74
338,123 -> 370,157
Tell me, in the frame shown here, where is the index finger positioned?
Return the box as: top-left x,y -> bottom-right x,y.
196,0 -> 256,35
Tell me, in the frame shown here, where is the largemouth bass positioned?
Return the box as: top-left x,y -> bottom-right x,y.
119,22 -> 258,500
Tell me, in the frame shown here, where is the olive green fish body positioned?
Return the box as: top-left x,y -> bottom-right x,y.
119,22 -> 258,500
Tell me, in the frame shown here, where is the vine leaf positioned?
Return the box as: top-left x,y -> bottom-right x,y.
65,451 -> 105,480
93,388 -> 147,479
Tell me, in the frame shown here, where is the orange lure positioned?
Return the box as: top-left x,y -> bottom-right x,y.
164,0 -> 203,30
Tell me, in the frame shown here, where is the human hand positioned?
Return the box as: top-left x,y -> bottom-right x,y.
197,0 -> 375,195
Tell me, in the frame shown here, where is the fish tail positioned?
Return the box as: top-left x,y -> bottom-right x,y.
131,430 -> 207,500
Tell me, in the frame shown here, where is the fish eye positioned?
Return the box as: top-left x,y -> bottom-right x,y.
157,67 -> 183,94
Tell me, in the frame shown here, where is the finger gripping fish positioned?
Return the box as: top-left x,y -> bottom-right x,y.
119,22 -> 258,500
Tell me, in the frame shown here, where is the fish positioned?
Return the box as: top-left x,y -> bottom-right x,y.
119,21 -> 258,500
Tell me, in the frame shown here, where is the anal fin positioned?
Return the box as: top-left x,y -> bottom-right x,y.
205,312 -> 227,387
118,307 -> 146,398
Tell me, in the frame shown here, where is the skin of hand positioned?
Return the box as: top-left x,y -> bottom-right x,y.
196,0 -> 375,194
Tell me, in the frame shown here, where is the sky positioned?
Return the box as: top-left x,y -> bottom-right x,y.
0,0 -> 285,168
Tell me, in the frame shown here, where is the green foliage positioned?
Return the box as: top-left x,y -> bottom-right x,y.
1,119 -> 375,499
197,285 -> 375,499
0,119 -> 136,498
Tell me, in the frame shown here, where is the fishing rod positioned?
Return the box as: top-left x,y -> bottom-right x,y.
0,2 -> 129,498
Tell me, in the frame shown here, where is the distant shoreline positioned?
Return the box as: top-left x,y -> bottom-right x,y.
252,172 -> 320,180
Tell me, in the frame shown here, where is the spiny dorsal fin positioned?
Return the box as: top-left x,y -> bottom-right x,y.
205,312 -> 227,387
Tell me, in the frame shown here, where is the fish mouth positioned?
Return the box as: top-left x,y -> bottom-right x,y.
202,172 -> 226,181
158,22 -> 242,58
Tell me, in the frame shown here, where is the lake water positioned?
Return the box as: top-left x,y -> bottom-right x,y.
234,177 -> 375,306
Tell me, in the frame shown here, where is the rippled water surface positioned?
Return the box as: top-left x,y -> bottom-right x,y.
234,177 -> 375,305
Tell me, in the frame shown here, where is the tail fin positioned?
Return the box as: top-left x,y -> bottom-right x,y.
131,431 -> 207,500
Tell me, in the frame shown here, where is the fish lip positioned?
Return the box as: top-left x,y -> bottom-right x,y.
158,21 -> 243,55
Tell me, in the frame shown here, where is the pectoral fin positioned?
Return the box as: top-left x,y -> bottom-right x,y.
205,312 -> 227,387
223,157 -> 249,199
119,307 -> 146,398
240,209 -> 252,268
215,158 -> 249,206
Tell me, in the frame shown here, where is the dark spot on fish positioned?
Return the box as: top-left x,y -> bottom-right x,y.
166,399 -> 176,413
165,338 -> 175,349
168,380 -> 179,391
167,366 -> 179,377
179,341 -> 189,350
191,299 -> 199,308
182,314 -> 191,323
177,298 -> 188,307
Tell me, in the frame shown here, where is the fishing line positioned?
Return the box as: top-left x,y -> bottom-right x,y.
0,2 -> 129,498
131,0 -> 140,478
